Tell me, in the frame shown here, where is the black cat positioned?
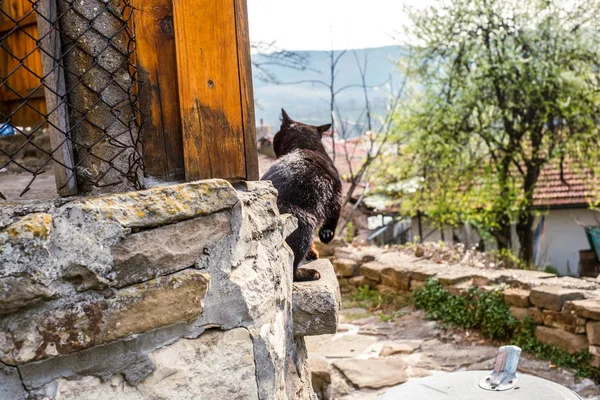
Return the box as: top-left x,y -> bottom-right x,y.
261,109 -> 342,281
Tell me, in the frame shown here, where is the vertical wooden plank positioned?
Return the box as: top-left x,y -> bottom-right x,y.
0,2 -> 46,127
234,0 -> 258,181
172,0 -> 246,181
35,0 -> 77,196
133,0 -> 184,181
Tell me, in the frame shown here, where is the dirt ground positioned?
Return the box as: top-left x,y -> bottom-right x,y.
0,170 -> 58,201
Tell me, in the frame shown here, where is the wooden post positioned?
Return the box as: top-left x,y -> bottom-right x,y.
57,0 -> 142,194
35,0 -> 78,196
234,0 -> 259,181
172,0 -> 258,182
133,0 -> 185,182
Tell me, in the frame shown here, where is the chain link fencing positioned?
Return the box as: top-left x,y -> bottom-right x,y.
0,0 -> 144,199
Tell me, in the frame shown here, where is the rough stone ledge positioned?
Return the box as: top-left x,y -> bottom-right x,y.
1,270 -> 209,365
530,286 -> 585,312
17,321 -> 189,390
535,326 -> 589,354
564,299 -> 600,321
0,198 -> 67,230
66,179 -> 238,229
293,260 -> 341,337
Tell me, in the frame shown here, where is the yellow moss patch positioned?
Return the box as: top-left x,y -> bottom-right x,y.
5,213 -> 53,239
72,179 -> 238,228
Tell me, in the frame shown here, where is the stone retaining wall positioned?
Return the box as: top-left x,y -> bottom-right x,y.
328,245 -> 600,368
0,180 -> 341,399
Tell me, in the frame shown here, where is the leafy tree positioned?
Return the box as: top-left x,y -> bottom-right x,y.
383,0 -> 600,262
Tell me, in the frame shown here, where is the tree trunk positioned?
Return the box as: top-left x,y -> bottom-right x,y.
493,157 -> 513,251
517,211 -> 535,265
516,167 -> 540,265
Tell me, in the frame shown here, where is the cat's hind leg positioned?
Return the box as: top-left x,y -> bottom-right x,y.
286,217 -> 321,282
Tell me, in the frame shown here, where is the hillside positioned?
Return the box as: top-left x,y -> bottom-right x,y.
251,46 -> 407,133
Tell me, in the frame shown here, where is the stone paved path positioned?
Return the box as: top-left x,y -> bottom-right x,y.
307,304 -> 600,399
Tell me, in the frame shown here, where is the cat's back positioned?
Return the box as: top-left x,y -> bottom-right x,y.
261,149 -> 340,205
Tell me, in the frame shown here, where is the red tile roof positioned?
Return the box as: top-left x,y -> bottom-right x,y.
533,162 -> 596,208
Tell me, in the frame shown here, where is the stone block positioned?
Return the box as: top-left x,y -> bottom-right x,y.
535,326 -> 589,354
0,276 -> 54,315
111,212 -> 230,287
530,286 -> 584,311
68,179 -> 238,229
447,280 -> 474,296
309,358 -> 331,400
541,276 -> 600,291
380,341 -> 421,356
591,345 -> 600,357
410,280 -> 427,292
338,278 -> 351,294
474,270 -> 555,289
472,271 -> 503,287
564,299 -> 600,320
587,321 -> 600,345
18,322 -> 188,390
359,261 -> 386,283
437,267 -> 477,286
293,260 -> 341,337
510,307 -> 544,324
314,241 -> 335,257
306,334 -> 377,358
349,276 -> 378,289
504,288 -> 531,308
410,263 -> 440,282
333,358 -> 408,389
48,328 -> 259,400
506,270 -> 556,283
334,247 -> 362,261
380,266 -> 411,291
1,271 -> 209,365
542,310 -> 587,334
3,212 -> 53,240
333,259 -> 360,278
0,365 -> 27,400
591,355 -> 600,368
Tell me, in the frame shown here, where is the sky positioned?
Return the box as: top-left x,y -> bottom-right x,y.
247,0 -> 434,52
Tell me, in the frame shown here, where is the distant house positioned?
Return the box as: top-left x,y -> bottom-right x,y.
408,162 -> 599,277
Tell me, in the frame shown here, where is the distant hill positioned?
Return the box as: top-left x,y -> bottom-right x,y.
251,46 -> 407,134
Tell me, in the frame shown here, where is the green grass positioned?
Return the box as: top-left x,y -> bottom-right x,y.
343,285 -> 412,322
413,278 -> 600,383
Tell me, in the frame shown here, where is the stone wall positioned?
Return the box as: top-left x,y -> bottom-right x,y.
0,179 -> 340,399
327,245 -> 600,368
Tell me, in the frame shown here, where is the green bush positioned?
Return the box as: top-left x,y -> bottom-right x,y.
413,278 -> 600,382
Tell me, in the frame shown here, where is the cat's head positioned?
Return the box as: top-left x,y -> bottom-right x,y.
272,109 -> 331,158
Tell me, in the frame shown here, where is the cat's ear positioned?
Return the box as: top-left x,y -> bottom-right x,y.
316,123 -> 332,136
281,109 -> 292,126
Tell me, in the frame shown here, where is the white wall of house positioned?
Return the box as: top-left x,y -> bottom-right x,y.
534,208 -> 599,277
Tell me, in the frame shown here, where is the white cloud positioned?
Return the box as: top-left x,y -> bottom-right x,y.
247,0 -> 433,51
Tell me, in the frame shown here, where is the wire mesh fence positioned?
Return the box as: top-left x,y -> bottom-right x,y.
0,0 -> 144,199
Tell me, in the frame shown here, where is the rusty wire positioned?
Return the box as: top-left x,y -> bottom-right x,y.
0,0 -> 145,199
